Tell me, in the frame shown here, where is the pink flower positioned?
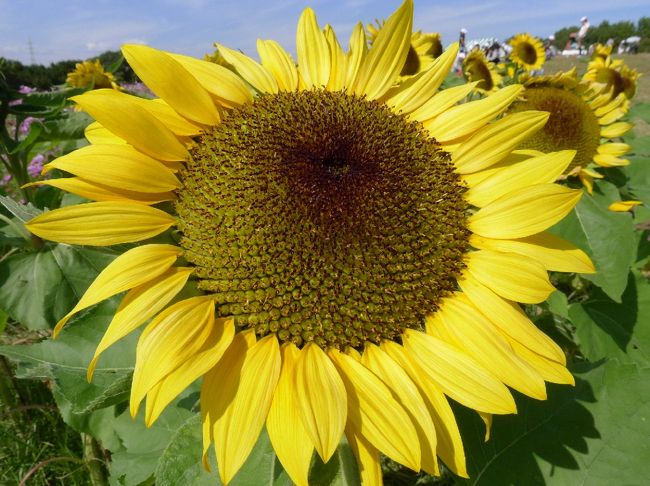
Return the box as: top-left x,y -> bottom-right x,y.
27,154 -> 46,179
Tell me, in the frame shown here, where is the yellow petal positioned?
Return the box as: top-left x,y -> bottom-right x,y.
144,317 -> 235,426
52,244 -> 181,336
506,338 -> 574,385
593,153 -> 629,167
466,250 -> 555,304
361,344 -> 439,475
453,112 -> 552,175
167,52 -> 253,108
122,44 -> 219,125
352,0 -> 413,100
458,273 -> 565,363
87,267 -> 193,380
216,44 -> 278,94
424,85 -> 523,143
71,90 -> 188,161
479,413 -> 492,441
24,178 -> 175,206
597,142 -> 630,156
579,172 -> 594,194
598,107 -> 625,125
257,40 -> 299,92
266,344 -> 313,486
85,121 -> 126,145
428,295 -> 547,400
382,341 -> 468,478
470,232 -> 595,273
210,334 -> 281,484
345,425 -> 383,486
461,150 -> 541,188
329,349 -> 421,471
26,202 -> 176,247
402,329 -> 516,415
324,24 -> 347,91
43,144 -> 180,193
295,8 -> 330,89
601,121 -> 633,138
464,149 -> 575,207
294,343 -> 347,463
129,98 -> 204,137
469,184 -> 582,239
609,200 -> 642,212
408,82 -> 476,123
344,22 -> 367,91
385,43 -> 459,113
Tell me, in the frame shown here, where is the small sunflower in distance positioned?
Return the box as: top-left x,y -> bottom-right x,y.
508,69 -> 633,193
463,49 -> 502,93
66,59 -> 118,90
26,2 -> 594,484
368,21 -> 442,79
508,33 -> 545,72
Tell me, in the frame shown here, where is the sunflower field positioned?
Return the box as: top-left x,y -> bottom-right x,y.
1,1 -> 649,485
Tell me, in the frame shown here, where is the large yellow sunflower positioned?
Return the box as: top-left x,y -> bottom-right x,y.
508,33 -> 545,72
368,21 -> 442,79
583,55 -> 639,104
26,2 -> 594,484
66,59 -> 119,90
463,50 -> 502,93
508,69 -> 633,193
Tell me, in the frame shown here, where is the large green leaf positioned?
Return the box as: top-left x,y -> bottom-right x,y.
625,154 -> 650,206
568,271 -> 650,366
458,360 -> 650,485
549,181 -> 636,302
0,244 -> 116,329
309,438 -> 360,486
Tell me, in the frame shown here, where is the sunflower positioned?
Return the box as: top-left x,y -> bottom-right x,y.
368,21 -> 442,79
66,59 -> 118,90
508,69 -> 633,193
508,33 -> 545,72
463,49 -> 502,93
591,43 -> 612,62
583,56 -> 639,103
26,2 -> 593,484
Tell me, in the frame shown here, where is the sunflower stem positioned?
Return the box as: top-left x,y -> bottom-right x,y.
82,433 -> 108,486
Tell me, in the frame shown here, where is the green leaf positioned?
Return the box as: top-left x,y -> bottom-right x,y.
629,136 -> 650,158
23,88 -> 86,107
0,195 -> 42,222
8,123 -> 43,154
458,360 -> 650,485
309,437 -> 360,486
0,299 -> 137,412
0,244 -> 116,329
629,102 -> 650,124
0,309 -> 8,334
8,103 -> 58,116
625,155 -> 650,206
568,271 -> 650,365
41,111 -> 93,141
549,181 -> 636,302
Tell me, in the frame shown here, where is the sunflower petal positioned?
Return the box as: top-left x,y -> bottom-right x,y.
352,0 -> 413,100
329,349 -> 421,471
382,341 -> 468,478
266,344 -> 313,486
469,184 -> 582,239
324,25 -> 347,91
257,40 -> 299,92
506,338 -> 574,385
43,144 -> 180,193
87,267 -> 193,380
408,82 -> 476,123
144,317 -> 235,426
344,22 -> 367,91
470,232 -> 594,273
210,334 -> 281,484
402,329 -> 516,415
466,250 -> 555,304
167,52 -> 253,108
85,121 -> 126,145
346,425 -> 383,486
453,111 -> 551,175
26,202 -> 176,247
122,44 -> 219,125
601,121 -> 633,138
593,154 -> 629,167
361,344 -> 439,475
294,343 -> 347,462
428,295 -> 547,400
216,44 -> 278,94
71,90 -> 188,161
424,85 -> 523,143
464,149 -> 575,207
597,142 -> 630,156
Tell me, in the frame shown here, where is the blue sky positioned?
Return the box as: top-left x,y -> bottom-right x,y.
1,0 -> 648,65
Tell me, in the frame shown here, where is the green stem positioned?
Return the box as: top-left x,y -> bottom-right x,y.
0,213 -> 31,241
82,433 -> 108,486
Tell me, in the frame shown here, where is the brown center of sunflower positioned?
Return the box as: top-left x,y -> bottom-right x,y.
595,67 -> 625,98
509,85 -> 601,171
515,42 -> 537,65
467,58 -> 494,91
176,90 -> 470,350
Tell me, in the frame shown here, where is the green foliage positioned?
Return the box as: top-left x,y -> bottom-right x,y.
553,17 -> 650,52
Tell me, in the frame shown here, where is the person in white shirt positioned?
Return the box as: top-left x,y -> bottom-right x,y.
578,16 -> 590,54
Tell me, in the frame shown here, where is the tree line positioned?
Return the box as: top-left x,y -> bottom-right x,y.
554,16 -> 650,52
